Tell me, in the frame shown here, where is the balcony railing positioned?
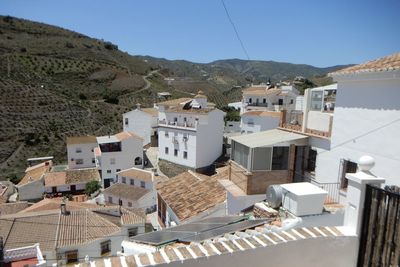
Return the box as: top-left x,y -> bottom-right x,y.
303,175 -> 340,204
246,102 -> 268,107
158,120 -> 197,130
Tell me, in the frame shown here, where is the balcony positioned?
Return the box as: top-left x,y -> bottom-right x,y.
246,102 -> 268,107
158,120 -> 197,131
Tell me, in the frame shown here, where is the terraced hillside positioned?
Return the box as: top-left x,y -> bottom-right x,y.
0,15 -> 349,181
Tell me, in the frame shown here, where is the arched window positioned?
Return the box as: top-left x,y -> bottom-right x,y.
134,157 -> 142,165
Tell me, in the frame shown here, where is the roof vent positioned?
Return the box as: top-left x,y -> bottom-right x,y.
60,202 -> 70,216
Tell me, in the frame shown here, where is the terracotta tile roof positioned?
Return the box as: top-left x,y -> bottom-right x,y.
18,161 -> 52,186
241,111 -> 281,117
65,168 -> 101,184
115,131 -> 144,141
57,209 -> 121,247
243,87 -> 281,96
156,171 -> 226,222
157,97 -> 191,106
330,52 -> 400,76
20,198 -> 97,213
142,108 -> 159,117
1,206 -> 145,250
44,171 -> 67,187
0,202 -> 30,216
166,105 -> 216,114
117,168 -> 154,182
66,135 -> 97,145
103,183 -> 150,202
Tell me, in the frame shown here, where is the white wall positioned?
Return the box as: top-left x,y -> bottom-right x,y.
100,137 -> 143,187
18,178 -> 44,201
104,190 -> 156,210
67,142 -> 97,169
158,109 -> 224,169
44,182 -> 86,193
154,234 -> 358,267
306,111 -> 332,132
240,115 -> 280,134
123,110 -> 156,145
315,73 -> 400,187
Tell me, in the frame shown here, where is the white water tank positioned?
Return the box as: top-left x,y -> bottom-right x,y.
266,185 -> 283,208
280,182 -> 327,216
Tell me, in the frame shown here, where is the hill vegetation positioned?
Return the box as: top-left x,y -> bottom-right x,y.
0,15 -> 350,181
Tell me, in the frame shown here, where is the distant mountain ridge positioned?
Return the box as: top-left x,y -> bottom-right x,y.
0,14 -> 351,180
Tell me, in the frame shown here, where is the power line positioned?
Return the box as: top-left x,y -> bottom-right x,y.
221,0 -> 251,61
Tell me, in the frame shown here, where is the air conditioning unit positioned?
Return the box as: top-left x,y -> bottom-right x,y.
266,185 -> 283,208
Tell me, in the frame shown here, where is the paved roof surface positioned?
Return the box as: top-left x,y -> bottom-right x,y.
241,111 -> 281,117
230,129 -> 308,148
157,98 -> 192,106
156,171 -> 226,222
142,108 -> 159,117
330,52 -> 400,75
65,168 -> 101,184
0,202 -> 30,216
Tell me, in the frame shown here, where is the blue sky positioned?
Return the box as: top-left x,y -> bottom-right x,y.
1,0 -> 399,67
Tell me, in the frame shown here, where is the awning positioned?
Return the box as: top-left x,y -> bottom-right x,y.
230,129 -> 308,148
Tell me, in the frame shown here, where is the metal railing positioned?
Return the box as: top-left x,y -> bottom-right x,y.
303,176 -> 340,204
158,120 -> 197,129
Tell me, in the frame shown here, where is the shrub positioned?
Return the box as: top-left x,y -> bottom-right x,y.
85,180 -> 101,196
79,93 -> 87,100
104,41 -> 118,50
65,42 -> 74,48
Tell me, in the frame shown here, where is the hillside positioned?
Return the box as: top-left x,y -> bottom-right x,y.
0,15 -> 350,181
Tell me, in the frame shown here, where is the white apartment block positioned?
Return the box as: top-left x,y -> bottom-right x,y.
241,84 -> 299,114
157,92 -> 225,169
240,84 -> 299,134
123,105 -> 158,146
95,131 -> 144,188
66,136 -> 97,169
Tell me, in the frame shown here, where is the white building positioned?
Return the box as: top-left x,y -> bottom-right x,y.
96,132 -> 144,188
16,161 -> 52,201
314,53 -> 400,188
157,93 -> 225,170
239,84 -> 299,134
241,84 -> 299,114
66,136 -> 97,169
123,105 -> 159,146
240,111 -> 281,134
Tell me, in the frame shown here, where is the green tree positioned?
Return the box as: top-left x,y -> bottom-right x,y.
85,180 -> 100,196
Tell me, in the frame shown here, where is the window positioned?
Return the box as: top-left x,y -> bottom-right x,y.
130,179 -> 134,185
76,147 -> 82,153
174,149 -> 178,157
128,202 -> 132,207
165,131 -> 169,137
263,98 -> 266,104
110,158 -> 116,165
92,158 -> 95,164
116,168 -> 121,172
232,141 -> 250,169
107,169 -> 111,174
99,142 -> 122,153
340,160 -> 358,190
128,227 -> 139,237
306,148 -> 317,172
108,196 -> 113,203
183,151 -> 188,159
140,181 -> 146,188
125,118 -> 129,125
252,147 -> 272,171
134,157 -> 142,165
271,147 -> 289,170
165,147 -> 169,154
174,117 -> 178,122
100,240 -> 111,255
122,177 -> 126,184
311,91 -> 323,111
248,98 -> 252,104
278,99 -> 283,105
290,99 -> 294,104
76,159 -> 84,165
65,250 -> 78,264
183,117 -> 187,122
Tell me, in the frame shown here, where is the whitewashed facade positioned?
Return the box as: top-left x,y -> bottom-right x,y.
96,132 -> 144,187
66,136 -> 97,170
157,95 -> 225,169
123,106 -> 158,145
